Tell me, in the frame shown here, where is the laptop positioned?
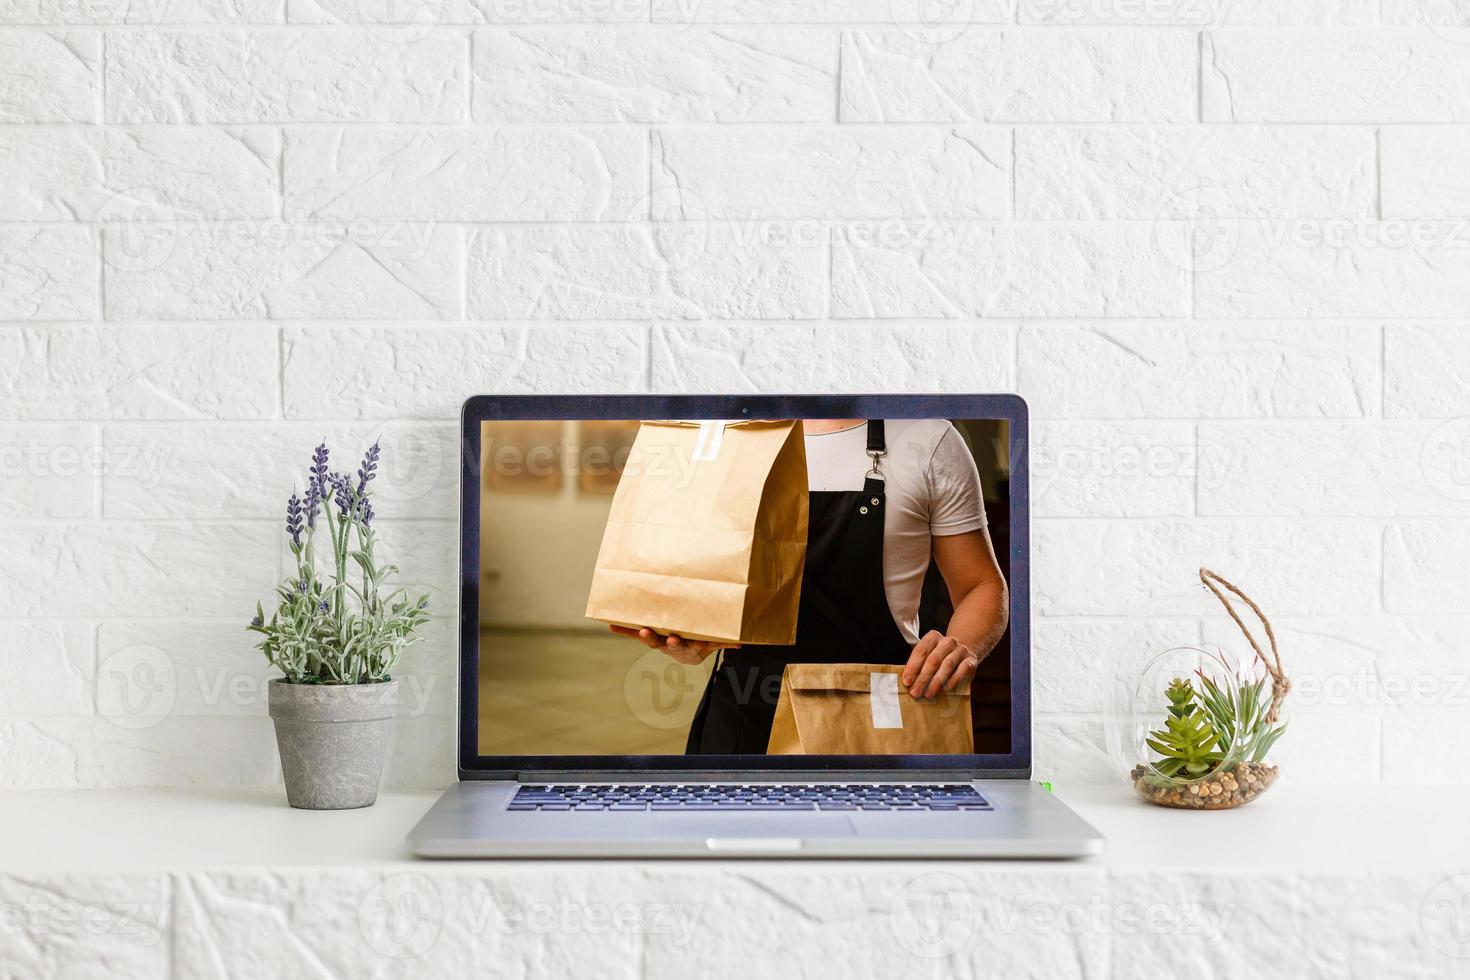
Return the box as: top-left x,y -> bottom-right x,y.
408,394 -> 1103,858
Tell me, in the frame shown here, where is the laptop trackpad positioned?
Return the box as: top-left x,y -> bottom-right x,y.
655,814 -> 857,838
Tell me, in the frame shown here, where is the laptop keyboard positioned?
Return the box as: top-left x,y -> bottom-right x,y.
508,783 -> 990,812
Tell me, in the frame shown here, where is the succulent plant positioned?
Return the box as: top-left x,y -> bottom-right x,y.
1146,677 -> 1225,779
1195,671 -> 1289,768
1144,673 -> 1288,782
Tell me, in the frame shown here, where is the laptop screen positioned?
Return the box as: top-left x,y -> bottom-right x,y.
464,397 -> 1028,772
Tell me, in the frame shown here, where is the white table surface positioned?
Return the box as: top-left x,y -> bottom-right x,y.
2,783 -> 1464,872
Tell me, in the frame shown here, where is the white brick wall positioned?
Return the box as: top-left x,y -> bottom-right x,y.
2,3 -> 1468,791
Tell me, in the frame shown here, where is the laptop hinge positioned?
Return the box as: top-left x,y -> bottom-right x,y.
512,770 -> 1012,783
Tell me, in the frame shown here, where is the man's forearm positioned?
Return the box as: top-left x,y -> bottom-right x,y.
946,580 -> 1009,662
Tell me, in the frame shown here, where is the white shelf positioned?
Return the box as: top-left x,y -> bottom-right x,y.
3,785 -> 1466,978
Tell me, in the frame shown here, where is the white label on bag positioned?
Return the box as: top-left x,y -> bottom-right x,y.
691,421 -> 726,462
871,672 -> 902,729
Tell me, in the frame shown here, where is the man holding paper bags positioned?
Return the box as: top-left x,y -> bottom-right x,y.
594,418 -> 1009,756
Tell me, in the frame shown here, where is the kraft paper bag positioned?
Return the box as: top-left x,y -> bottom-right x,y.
585,419 -> 808,645
766,663 -> 974,755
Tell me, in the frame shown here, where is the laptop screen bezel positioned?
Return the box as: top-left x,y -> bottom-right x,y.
459,394 -> 1031,779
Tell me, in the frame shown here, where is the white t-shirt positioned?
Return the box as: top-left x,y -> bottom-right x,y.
803,419 -> 988,644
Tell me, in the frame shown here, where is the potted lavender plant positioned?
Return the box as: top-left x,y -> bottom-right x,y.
248,441 -> 429,809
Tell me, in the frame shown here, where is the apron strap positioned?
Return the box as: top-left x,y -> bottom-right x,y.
866,419 -> 885,453
866,419 -> 886,477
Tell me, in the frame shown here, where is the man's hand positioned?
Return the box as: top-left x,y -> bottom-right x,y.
901,630 -> 980,698
608,625 -> 735,666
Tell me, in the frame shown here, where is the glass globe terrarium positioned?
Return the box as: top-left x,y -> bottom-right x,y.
1106,570 -> 1290,811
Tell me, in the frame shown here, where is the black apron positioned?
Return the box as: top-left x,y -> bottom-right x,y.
685,420 -> 912,755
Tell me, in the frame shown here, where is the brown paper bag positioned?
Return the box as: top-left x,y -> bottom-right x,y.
766,663 -> 974,755
585,419 -> 808,645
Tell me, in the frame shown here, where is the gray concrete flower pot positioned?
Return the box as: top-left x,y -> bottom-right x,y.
268,679 -> 397,810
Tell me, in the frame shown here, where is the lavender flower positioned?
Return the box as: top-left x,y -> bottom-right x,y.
286,492 -> 304,548
356,441 -> 380,494
329,472 -> 353,517
304,477 -> 322,528
309,442 -> 330,485
249,437 -> 429,683
304,443 -> 329,529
